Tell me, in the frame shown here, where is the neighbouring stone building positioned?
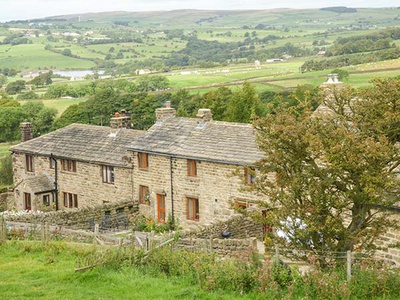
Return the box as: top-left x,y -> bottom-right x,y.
11,113 -> 144,212
10,106 -> 267,228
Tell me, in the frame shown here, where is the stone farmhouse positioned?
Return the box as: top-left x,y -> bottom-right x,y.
10,106 -> 267,228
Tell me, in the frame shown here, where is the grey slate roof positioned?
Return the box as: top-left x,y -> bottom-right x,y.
23,174 -> 55,194
128,117 -> 264,165
11,124 -> 145,167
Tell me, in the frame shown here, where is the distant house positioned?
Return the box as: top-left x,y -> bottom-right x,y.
266,58 -> 284,63
135,69 -> 151,75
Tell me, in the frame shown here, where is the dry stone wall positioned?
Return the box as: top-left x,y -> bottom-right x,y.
2,200 -> 137,231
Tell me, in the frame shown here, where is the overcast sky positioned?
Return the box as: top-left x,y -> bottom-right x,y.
0,0 -> 398,22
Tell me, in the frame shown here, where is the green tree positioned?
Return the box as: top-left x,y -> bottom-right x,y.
62,48 -> 72,57
0,107 -> 26,141
52,103 -> 90,130
130,93 -> 164,130
22,101 -> 57,137
0,154 -> 13,186
253,83 -> 400,267
30,71 -> 53,87
226,82 -> 264,123
0,74 -> 6,88
5,80 -> 26,95
331,68 -> 349,81
200,86 -> 232,120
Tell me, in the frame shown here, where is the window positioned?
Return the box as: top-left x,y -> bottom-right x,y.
24,193 -> 32,211
187,159 -> 197,177
187,197 -> 199,221
102,165 -> 114,184
49,157 -> 56,169
138,152 -> 148,169
43,194 -> 51,206
25,154 -> 34,172
139,185 -> 150,204
61,159 -> 76,172
244,167 -> 256,185
63,192 -> 78,208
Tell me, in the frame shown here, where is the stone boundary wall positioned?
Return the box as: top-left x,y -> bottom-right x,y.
179,215 -> 264,240
175,236 -> 257,257
1,200 -> 138,231
0,192 -> 13,212
172,215 -> 262,257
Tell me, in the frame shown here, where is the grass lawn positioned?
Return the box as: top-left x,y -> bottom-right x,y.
0,241 -> 265,300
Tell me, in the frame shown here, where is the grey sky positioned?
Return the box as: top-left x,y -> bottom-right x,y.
0,0 -> 398,22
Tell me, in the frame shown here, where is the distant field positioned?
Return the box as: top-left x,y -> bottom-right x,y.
18,98 -> 88,117
0,44 -> 96,70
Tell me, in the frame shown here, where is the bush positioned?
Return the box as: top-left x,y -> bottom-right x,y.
0,154 -> 13,186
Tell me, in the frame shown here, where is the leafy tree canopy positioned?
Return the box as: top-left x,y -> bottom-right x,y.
253,80 -> 400,268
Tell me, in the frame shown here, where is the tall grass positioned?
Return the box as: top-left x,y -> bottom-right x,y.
1,240 -> 400,299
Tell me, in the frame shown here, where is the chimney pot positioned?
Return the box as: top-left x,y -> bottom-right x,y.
165,101 -> 171,108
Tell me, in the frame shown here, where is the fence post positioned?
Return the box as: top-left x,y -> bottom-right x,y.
93,224 -> 99,245
347,250 -> 352,282
0,217 -> 5,242
41,222 -> 45,243
45,222 -> 49,243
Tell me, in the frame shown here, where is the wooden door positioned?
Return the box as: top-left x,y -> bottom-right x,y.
157,194 -> 166,222
24,193 -> 32,211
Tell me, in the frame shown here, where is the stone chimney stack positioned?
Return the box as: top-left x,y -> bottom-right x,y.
20,122 -> 33,142
196,109 -> 212,122
110,110 -> 131,134
155,101 -> 176,125
196,108 -> 212,129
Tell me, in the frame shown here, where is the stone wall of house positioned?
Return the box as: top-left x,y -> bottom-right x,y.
134,153 -> 268,227
374,212 -> 400,265
13,153 -> 135,210
2,200 -> 137,231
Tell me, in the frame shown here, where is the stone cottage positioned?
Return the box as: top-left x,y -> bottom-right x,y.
129,106 -> 266,227
10,107 -> 267,227
11,114 -> 144,212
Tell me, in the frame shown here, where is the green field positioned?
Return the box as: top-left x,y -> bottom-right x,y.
0,44 -> 96,70
18,98 -> 88,117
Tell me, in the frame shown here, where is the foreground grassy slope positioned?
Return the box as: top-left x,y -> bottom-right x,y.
0,241 -> 264,300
